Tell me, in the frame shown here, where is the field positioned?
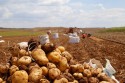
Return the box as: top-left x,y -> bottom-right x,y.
0,27 -> 125,82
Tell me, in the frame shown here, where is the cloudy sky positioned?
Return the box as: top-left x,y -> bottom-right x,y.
0,0 -> 125,28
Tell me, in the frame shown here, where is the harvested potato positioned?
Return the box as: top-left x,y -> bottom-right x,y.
47,62 -> 56,69
10,57 -> 18,66
61,51 -> 73,62
73,73 -> 83,80
88,77 -> 99,83
19,49 -> 27,57
57,46 -> 65,53
98,73 -> 116,83
12,70 -> 28,83
0,63 -> 10,73
41,43 -> 56,53
0,78 -> 3,83
83,69 -> 92,77
70,64 -> 84,73
79,77 -> 88,83
68,80 -> 79,83
100,81 -> 110,83
41,66 -> 48,76
61,73 -> 74,82
18,56 -> 32,66
47,51 -> 61,63
31,48 -> 49,65
2,81 -> 6,83
69,59 -> 78,65
25,51 -> 31,56
58,57 -> 69,72
83,63 -> 91,69
39,79 -> 50,83
91,68 -> 102,77
54,78 -> 68,83
53,48 -> 61,54
29,67 -> 43,83
29,62 -> 40,71
48,68 -> 61,80
9,65 -> 19,75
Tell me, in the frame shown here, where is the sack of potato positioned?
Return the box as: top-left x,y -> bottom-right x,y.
0,39 -> 118,83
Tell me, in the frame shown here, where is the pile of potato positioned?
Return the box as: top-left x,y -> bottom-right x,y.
0,42 -> 116,83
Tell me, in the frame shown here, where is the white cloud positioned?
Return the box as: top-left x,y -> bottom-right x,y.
0,0 -> 125,28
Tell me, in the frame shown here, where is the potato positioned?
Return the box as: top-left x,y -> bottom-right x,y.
41,66 -> 48,76
0,78 -> 3,83
31,48 -> 49,65
9,65 -> 19,75
58,57 -> 69,72
29,62 -> 40,71
2,81 -> 6,83
62,73 -> 75,82
61,51 -> 73,62
70,64 -> 84,73
41,43 -> 56,54
69,59 -> 78,65
0,63 -> 10,73
12,70 -> 28,83
48,68 -> 61,80
47,51 -> 61,63
47,62 -> 56,69
83,63 -> 91,69
18,56 -> 32,66
25,51 -> 32,56
83,69 -> 92,77
54,78 -> 68,83
39,79 -> 50,83
98,73 -> 116,83
79,77 -> 88,83
57,46 -> 65,53
19,49 -> 27,57
10,57 -> 18,66
91,68 -> 102,77
88,77 -> 99,83
68,80 -> 78,83
73,73 -> 83,80
53,48 -> 61,54
100,81 -> 110,83
29,67 -> 43,83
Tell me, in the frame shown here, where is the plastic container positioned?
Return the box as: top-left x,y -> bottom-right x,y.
69,36 -> 80,43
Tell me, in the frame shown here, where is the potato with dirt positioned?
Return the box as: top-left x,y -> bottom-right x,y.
18,56 -> 32,66
31,48 -> 49,65
29,67 -> 43,83
47,62 -> 56,69
61,51 -> 73,62
47,51 -> 61,63
12,70 -> 28,83
54,78 -> 68,83
39,79 -> 50,83
41,66 -> 48,76
9,65 -> 19,75
48,68 -> 61,80
58,56 -> 69,72
57,46 -> 65,53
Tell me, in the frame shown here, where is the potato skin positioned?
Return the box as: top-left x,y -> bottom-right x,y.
54,78 -> 68,83
39,79 -> 50,83
88,77 -> 99,83
12,70 -> 28,83
47,52 -> 61,63
57,46 -> 65,53
0,78 -> 3,83
41,66 -> 48,76
48,68 -> 61,80
58,57 -> 69,72
83,69 -> 92,77
31,49 -> 49,65
29,67 -> 43,83
18,56 -> 32,66
61,51 -> 73,62
9,65 -> 19,75
47,62 -> 56,69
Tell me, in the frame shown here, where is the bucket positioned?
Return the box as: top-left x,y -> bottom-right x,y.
39,35 -> 50,45
69,36 -> 80,43
53,33 -> 59,39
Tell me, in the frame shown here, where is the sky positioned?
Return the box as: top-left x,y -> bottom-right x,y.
0,0 -> 125,28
